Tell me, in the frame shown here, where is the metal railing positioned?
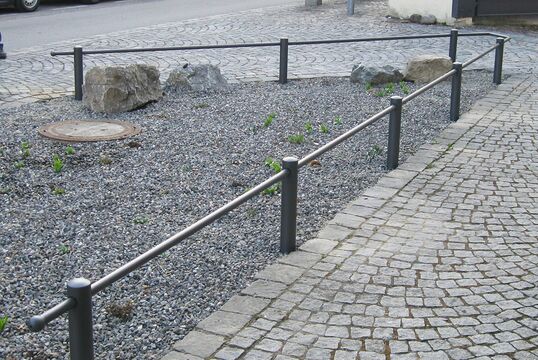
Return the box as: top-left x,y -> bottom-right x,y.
32,31 -> 511,360
50,30 -> 509,100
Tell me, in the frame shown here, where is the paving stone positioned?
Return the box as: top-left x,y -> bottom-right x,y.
300,238 -> 339,254
255,264 -> 305,284
196,311 -> 251,337
221,295 -> 271,316
173,331 -> 225,358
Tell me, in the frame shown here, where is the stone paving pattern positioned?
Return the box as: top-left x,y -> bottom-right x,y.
163,74 -> 538,359
0,0 -> 537,108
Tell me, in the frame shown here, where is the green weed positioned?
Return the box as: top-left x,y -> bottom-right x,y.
263,113 -> 277,127
52,155 -> 64,173
334,116 -> 342,125
52,187 -> 65,195
304,121 -> 314,134
426,163 -> 435,169
367,145 -> 383,159
133,216 -> 149,225
14,161 -> 24,169
375,89 -> 386,97
193,103 -> 209,109
365,82 -> 373,91
447,143 -> 454,151
288,134 -> 305,144
0,315 -> 8,333
385,82 -> 395,94
399,81 -> 411,95
262,184 -> 280,196
99,155 -> 112,165
21,142 -> 30,158
319,123 -> 329,134
65,146 -> 75,156
59,244 -> 70,254
264,157 -> 282,173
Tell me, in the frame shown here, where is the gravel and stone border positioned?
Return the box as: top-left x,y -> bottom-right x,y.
0,71 -> 496,359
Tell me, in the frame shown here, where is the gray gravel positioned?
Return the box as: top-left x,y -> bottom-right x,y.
0,71 -> 495,359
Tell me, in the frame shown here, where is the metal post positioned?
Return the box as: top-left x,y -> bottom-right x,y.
450,62 -> 463,122
347,0 -> 355,15
0,32 -> 6,60
74,46 -> 84,100
280,157 -> 298,254
493,37 -> 505,85
449,29 -> 458,62
67,278 -> 94,360
387,96 -> 402,170
279,38 -> 288,84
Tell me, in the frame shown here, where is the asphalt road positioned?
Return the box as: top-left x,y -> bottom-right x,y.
0,0 -> 301,52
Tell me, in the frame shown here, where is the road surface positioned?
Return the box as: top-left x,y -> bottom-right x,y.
0,0 -> 300,52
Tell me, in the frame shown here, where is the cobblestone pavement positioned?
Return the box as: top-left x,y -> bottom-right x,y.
163,74 -> 538,359
0,0 -> 537,108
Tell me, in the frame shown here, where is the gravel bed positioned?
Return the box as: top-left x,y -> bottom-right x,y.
0,71 -> 494,359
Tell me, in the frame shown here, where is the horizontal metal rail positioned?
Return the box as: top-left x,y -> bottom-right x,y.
28,170 -> 287,330
462,36 -> 511,69
298,106 -> 395,167
50,32 -> 510,57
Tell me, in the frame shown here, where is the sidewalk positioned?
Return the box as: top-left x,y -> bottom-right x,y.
0,0 -> 537,108
164,74 -> 538,359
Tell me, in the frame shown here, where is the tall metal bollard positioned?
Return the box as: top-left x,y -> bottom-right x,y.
347,0 -> 355,16
449,29 -> 458,62
67,278 -> 94,360
493,37 -> 505,85
387,96 -> 403,170
450,62 -> 463,122
280,157 -> 298,254
279,39 -> 289,84
74,46 -> 84,101
0,32 -> 6,59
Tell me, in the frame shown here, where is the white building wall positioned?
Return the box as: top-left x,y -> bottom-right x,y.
388,0 -> 456,24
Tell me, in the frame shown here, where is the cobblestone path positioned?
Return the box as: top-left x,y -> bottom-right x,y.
0,0 -> 537,108
164,74 -> 538,359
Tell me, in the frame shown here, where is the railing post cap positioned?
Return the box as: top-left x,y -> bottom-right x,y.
27,315 -> 46,332
451,29 -> 459,33
453,62 -> 463,68
496,37 -> 505,43
67,277 -> 91,290
282,156 -> 298,163
74,45 -> 83,49
390,95 -> 403,105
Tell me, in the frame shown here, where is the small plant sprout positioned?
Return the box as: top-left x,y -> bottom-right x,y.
263,113 -> 276,127
106,301 -> 134,320
319,123 -> 329,134
334,116 -> 342,125
99,155 -> 112,165
365,82 -> 373,91
59,244 -> 70,254
262,184 -> 280,196
133,216 -> 149,224
264,157 -> 282,173
0,315 -> 8,333
385,82 -> 395,94
288,134 -> 305,144
304,121 -> 314,134
375,89 -> 386,97
52,155 -> 64,173
20,141 -> 30,158
399,81 -> 411,95
193,103 -> 209,109
367,144 -> 383,160
447,143 -> 455,151
426,163 -> 434,169
14,161 -> 24,169
65,146 -> 75,155
52,187 -> 65,195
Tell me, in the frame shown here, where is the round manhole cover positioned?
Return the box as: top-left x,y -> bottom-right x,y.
39,120 -> 141,142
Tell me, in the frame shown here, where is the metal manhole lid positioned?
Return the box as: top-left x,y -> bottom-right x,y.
38,120 -> 141,142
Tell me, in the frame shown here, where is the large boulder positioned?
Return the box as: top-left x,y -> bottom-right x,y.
404,55 -> 452,83
165,64 -> 228,92
350,64 -> 404,85
83,64 -> 162,113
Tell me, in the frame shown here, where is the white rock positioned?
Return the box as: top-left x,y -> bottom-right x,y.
404,55 -> 453,83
